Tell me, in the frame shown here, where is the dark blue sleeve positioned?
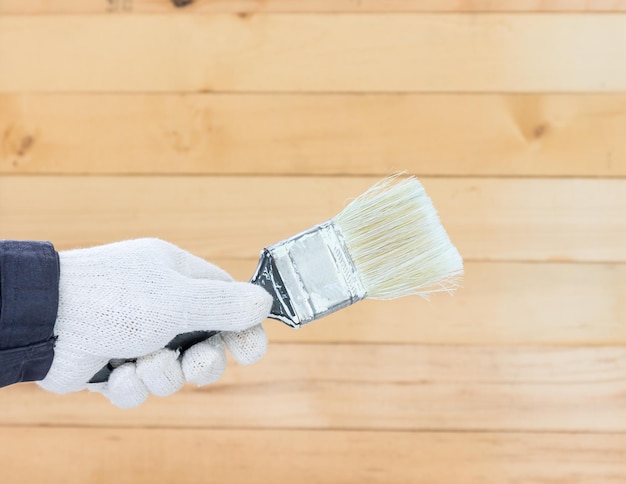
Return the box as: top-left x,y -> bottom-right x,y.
0,241 -> 59,387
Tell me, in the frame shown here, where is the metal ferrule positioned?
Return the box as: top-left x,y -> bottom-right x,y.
250,220 -> 367,328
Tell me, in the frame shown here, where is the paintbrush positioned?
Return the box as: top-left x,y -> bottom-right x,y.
90,175 -> 462,383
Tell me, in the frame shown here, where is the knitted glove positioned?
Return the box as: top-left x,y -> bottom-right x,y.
37,238 -> 272,408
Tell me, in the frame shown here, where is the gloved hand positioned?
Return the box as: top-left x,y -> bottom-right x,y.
37,238 -> 272,408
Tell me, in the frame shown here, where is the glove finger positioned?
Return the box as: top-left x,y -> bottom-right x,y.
136,349 -> 185,397
38,351 -> 110,394
222,323 -> 267,365
182,281 -> 272,333
181,336 -> 227,386
106,363 -> 149,408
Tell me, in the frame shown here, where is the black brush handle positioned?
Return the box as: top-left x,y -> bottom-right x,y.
88,330 -> 219,384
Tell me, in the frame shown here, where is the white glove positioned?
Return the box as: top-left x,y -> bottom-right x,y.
37,238 -> 272,408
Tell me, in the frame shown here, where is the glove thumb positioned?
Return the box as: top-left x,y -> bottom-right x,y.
181,281 -> 273,333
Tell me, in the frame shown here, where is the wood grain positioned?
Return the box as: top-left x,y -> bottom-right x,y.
2,15 -> 626,93
1,427 -> 625,484
3,0 -> 626,14
1,176 -> 625,262
2,6 -> 625,482
4,345 -> 626,431
223,260 -> 626,345
3,93 -> 626,176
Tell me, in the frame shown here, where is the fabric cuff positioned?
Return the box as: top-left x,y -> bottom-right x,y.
0,240 -> 59,386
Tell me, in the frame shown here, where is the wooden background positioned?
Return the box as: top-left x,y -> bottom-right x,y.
2,1 -> 626,482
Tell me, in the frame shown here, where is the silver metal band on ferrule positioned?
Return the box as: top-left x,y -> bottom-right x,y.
252,220 -> 367,328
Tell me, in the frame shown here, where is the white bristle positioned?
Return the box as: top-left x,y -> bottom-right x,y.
332,175 -> 463,300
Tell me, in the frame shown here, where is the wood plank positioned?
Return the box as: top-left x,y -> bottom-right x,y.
4,345 -> 626,431
1,428 -> 625,484
1,176 -> 625,262
3,93 -> 626,176
226,261 -> 626,345
4,0 -> 626,14
2,15 -> 626,93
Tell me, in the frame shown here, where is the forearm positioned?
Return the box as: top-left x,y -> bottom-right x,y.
0,240 -> 60,387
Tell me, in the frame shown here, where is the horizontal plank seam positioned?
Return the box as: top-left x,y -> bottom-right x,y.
5,173 -> 626,182
8,90 -> 626,95
5,423 -> 626,434
6,12 -> 626,17
262,342 -> 626,348
5,12 -> 626,16
6,91 -> 626,97
4,174 -> 626,181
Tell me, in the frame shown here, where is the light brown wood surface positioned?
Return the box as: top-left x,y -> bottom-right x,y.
3,15 -> 626,92
1,3 -> 625,483
1,428 -> 625,484
229,260 -> 626,345
3,94 -> 626,176
2,176 -> 625,262
3,0 -> 626,14
4,345 -> 626,431
4,428 -> 626,484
